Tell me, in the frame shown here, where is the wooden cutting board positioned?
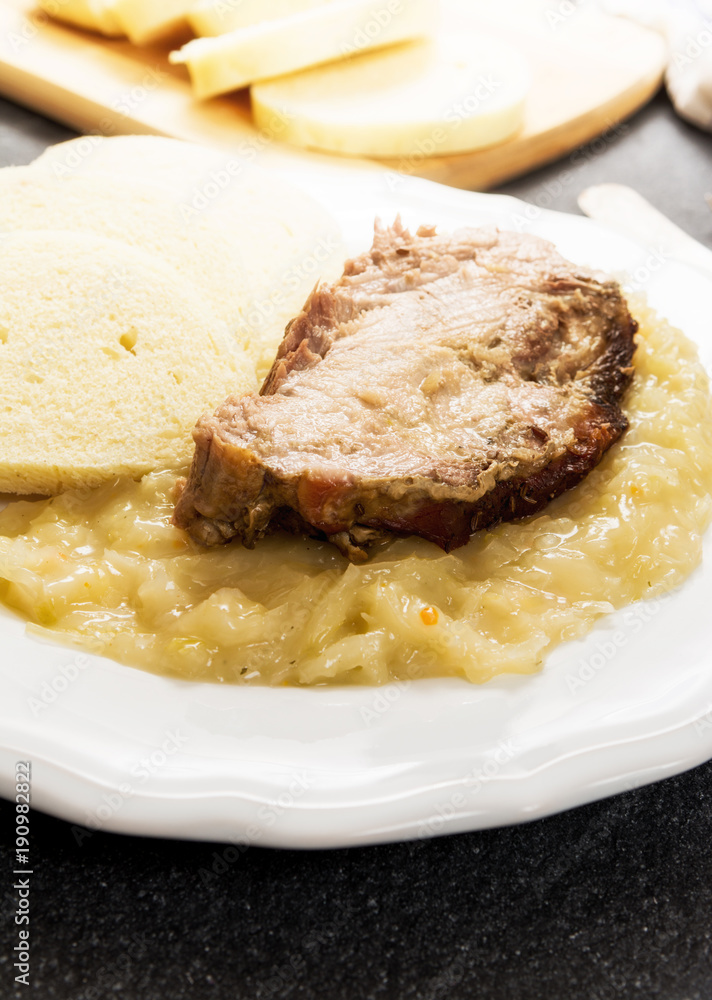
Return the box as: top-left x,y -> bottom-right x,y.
0,0 -> 667,190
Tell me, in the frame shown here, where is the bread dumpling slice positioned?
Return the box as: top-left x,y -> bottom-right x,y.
30,136 -> 344,367
0,230 -> 255,495
251,30 -> 529,157
189,0 -> 332,37
170,0 -> 437,98
111,0 -> 194,44
36,0 -> 124,36
0,166 -> 255,353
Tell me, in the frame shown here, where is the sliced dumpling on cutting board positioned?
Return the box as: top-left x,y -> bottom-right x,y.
170,0 -> 437,98
36,0 -> 124,36
251,31 -> 529,158
29,135 -> 344,367
0,230 -> 256,494
189,0 -> 333,37
111,0 -> 194,44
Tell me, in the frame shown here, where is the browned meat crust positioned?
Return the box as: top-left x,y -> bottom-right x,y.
174,220 -> 637,561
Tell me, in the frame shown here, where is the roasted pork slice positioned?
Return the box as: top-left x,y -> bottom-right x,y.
174,220 -> 637,561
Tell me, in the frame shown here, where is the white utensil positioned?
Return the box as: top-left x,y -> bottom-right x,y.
578,183 -> 712,280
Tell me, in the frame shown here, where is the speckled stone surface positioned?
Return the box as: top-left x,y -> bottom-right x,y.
1,89 -> 712,1000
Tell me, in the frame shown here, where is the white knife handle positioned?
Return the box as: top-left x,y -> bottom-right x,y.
578,183 -> 712,281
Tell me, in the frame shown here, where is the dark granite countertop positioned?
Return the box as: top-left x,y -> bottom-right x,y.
1,89 -> 712,1000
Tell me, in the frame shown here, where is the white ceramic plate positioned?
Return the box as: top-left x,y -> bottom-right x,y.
2,164 -> 712,849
